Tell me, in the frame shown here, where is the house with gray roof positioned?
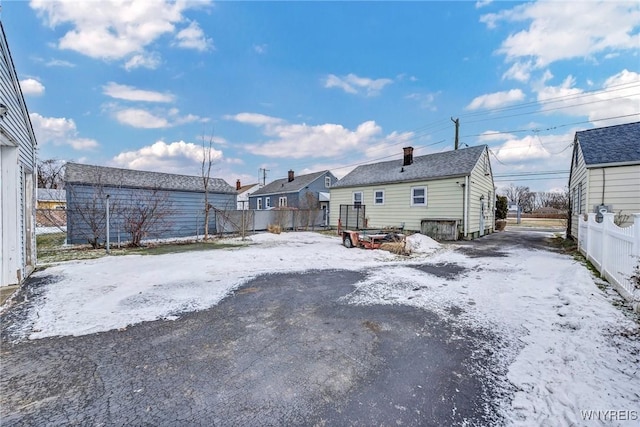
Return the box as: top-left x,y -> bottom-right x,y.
330,145 -> 495,240
65,163 -> 236,245
567,121 -> 640,239
1,21 -> 37,287
248,170 -> 337,211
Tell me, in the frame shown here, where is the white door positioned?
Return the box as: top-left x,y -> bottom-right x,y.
479,199 -> 485,237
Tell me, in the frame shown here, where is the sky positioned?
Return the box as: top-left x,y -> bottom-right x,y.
5,230 -> 640,425
3,0 -> 640,193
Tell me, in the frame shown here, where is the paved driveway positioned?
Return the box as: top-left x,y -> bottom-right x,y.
0,229 -> 569,426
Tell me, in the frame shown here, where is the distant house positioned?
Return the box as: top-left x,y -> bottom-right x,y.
235,180 -> 260,210
330,146 -> 495,240
248,170 -> 338,211
568,121 -> 640,239
37,188 -> 66,210
65,163 -> 236,245
0,22 -> 37,286
36,189 -> 67,227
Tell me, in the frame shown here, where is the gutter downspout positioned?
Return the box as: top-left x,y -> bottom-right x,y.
464,175 -> 469,238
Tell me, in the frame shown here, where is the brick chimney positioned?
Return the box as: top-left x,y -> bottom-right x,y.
403,147 -> 414,166
236,179 -> 241,191
288,170 -> 295,182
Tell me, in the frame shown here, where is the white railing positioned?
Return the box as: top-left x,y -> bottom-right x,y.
578,212 -> 640,311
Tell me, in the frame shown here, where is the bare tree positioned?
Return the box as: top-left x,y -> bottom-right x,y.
66,175 -> 111,248
37,159 -> 66,189
201,128 -> 216,241
121,189 -> 175,247
504,184 -> 535,213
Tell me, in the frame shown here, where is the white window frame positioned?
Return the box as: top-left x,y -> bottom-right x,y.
411,186 -> 427,207
279,196 -> 287,207
265,197 -> 271,209
353,191 -> 363,207
325,176 -> 331,188
256,198 -> 263,210
374,189 -> 385,205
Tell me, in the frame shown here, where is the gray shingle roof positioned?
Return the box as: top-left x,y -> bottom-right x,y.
332,145 -> 487,188
576,121 -> 640,166
37,188 -> 66,201
65,163 -> 235,194
251,170 -> 329,196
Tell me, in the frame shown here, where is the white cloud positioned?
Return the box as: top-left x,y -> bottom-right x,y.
481,1 -> 640,68
103,82 -> 175,103
30,0 -> 211,65
29,113 -> 99,150
466,89 -> 525,110
115,108 -> 170,128
224,113 -> 285,126
253,44 -> 268,54
535,69 -> 640,126
109,105 -> 207,128
502,61 -> 533,83
324,73 -> 393,96
405,92 -> 439,111
174,20 -> 213,52
20,78 -> 45,96
124,53 -> 161,71
112,140 -> 222,174
46,59 -> 75,67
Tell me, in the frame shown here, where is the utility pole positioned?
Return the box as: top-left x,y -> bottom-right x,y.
260,168 -> 269,186
451,117 -> 460,150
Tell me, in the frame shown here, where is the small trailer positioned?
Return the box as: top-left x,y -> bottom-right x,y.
341,229 -> 405,249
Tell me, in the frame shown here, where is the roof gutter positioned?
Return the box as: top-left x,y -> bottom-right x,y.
332,173 -> 469,190
586,160 -> 640,169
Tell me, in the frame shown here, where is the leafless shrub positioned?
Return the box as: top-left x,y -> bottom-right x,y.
267,224 -> 282,234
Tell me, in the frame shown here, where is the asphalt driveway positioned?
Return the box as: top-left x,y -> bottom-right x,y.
1,264 -> 508,426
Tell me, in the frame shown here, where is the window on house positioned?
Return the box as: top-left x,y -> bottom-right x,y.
257,198 -> 263,210
279,196 -> 287,207
374,190 -> 384,205
325,176 -> 331,188
411,186 -> 427,206
353,191 -> 363,207
573,183 -> 582,214
265,197 -> 271,209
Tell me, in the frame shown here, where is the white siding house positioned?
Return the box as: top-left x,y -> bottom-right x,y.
0,22 -> 37,286
330,146 -> 495,240
568,121 -> 640,239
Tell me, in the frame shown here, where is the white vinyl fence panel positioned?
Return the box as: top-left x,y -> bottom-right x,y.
578,212 -> 640,311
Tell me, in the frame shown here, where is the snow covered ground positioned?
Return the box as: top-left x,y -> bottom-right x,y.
4,231 -> 639,426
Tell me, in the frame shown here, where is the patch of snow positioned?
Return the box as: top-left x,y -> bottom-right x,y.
36,226 -> 66,235
10,230 -> 640,425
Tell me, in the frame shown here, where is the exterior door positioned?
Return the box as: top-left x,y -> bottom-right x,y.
479,199 -> 485,237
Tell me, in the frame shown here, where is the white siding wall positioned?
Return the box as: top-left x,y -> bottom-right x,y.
587,165 -> 640,227
0,24 -> 37,286
569,144 -> 588,238
330,176 -> 464,231
467,148 -> 496,236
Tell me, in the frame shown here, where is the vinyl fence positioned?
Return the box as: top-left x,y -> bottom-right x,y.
578,212 -> 640,311
215,209 -> 327,234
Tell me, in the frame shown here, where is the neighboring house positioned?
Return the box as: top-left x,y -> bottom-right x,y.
37,188 -> 66,210
567,121 -> 640,239
248,170 -> 338,211
330,146 -> 495,240
236,180 -> 260,210
65,163 -> 236,244
36,188 -> 67,227
0,22 -> 37,287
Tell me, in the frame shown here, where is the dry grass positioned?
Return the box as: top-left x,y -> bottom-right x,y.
506,218 -> 566,228
380,241 -> 411,256
267,224 -> 282,234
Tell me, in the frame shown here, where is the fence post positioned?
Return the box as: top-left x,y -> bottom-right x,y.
601,212 -> 615,277
633,214 -> 640,259
586,213 -> 595,259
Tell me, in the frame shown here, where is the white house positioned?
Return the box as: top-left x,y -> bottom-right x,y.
330,146 -> 495,240
0,22 -> 38,286
568,121 -> 640,239
235,180 -> 260,210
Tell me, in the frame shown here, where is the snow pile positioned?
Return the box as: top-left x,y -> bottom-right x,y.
405,233 -> 441,254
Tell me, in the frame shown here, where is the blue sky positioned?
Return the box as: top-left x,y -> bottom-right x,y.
4,0 -> 639,193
